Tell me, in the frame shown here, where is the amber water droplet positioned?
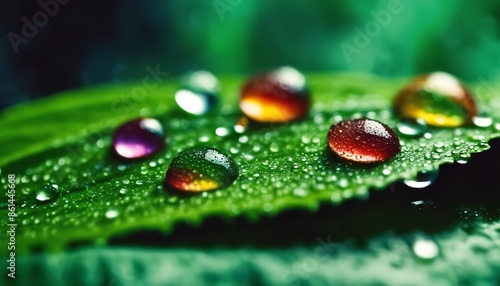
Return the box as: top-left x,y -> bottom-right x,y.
393,72 -> 477,127
165,147 -> 239,192
175,71 -> 218,115
112,118 -> 165,159
240,67 -> 310,123
327,118 -> 400,163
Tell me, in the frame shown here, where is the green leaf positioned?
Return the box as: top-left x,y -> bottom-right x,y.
1,73 -> 499,252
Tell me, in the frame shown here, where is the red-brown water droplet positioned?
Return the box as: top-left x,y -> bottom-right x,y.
112,118 -> 165,159
328,118 -> 400,163
240,67 -> 310,123
393,72 -> 477,127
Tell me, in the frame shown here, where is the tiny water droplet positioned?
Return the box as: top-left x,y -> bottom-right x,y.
165,147 -> 239,192
410,200 -> 437,212
456,153 -> 470,164
35,184 -> 59,204
411,234 -> 439,260
270,142 -> 279,152
234,116 -> 249,133
105,209 -> 119,219
112,118 -> 165,159
215,127 -> 230,137
238,135 -> 249,144
396,118 -> 427,137
175,70 -> 218,115
240,67 -> 310,123
327,118 -> 400,163
404,169 -> 439,188
394,72 -> 477,127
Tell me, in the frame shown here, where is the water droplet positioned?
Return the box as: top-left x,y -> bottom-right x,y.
396,118 -> 427,137
165,147 -> 239,192
234,116 -> 249,133
240,67 -> 310,123
472,114 -> 493,128
293,188 -> 307,197
410,200 -> 437,212
394,72 -> 477,127
327,118 -> 400,163
35,184 -> 59,204
112,118 -> 165,159
215,127 -> 230,137
105,209 -> 119,219
411,234 -> 439,260
175,71 -> 218,115
404,169 -> 439,188
270,142 -> 279,152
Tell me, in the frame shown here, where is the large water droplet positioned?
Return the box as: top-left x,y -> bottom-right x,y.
393,72 -> 477,127
327,118 -> 400,163
396,118 -> 427,137
175,71 -> 218,115
165,147 -> 239,192
404,169 -> 439,188
36,184 -> 59,204
240,67 -> 310,123
112,118 -> 166,159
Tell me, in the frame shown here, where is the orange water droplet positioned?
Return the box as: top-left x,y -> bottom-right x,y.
240,67 -> 310,123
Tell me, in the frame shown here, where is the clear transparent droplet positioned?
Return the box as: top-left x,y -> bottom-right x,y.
404,169 -> 439,188
35,184 -> 59,204
175,71 -> 219,115
396,118 -> 427,137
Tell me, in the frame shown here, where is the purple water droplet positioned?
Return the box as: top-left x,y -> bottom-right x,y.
112,118 -> 166,159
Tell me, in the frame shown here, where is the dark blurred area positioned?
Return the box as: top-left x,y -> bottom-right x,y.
1,0 -> 500,109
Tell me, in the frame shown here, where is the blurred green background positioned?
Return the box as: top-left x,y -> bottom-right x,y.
1,0 -> 500,108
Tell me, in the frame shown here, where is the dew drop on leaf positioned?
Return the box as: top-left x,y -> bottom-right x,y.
327,118 -> 400,163
240,67 -> 310,123
396,118 -> 427,137
175,70 -> 218,115
393,72 -> 477,127
165,147 -> 239,192
472,114 -> 494,128
105,209 -> 119,219
403,169 -> 439,188
411,234 -> 440,260
35,184 -> 59,204
112,118 -> 166,159
234,116 -> 249,133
